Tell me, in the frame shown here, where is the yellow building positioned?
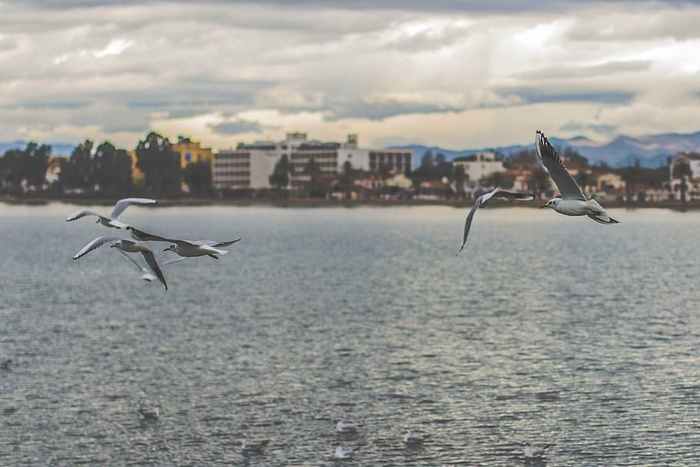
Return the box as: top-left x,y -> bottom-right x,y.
172,136 -> 213,169
128,149 -> 145,184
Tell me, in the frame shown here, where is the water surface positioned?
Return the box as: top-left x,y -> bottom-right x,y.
1,203 -> 699,465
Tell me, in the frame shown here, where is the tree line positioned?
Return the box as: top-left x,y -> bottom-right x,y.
0,131 -> 694,200
0,131 -> 212,197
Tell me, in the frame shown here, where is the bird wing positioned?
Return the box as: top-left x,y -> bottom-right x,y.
127,226 -> 174,243
535,130 -> 586,200
65,209 -> 103,222
161,256 -> 189,267
196,237 -> 243,248
73,236 -> 122,259
491,190 -> 535,201
140,249 -> 168,290
456,193 -> 486,255
115,247 -> 146,272
110,198 -> 157,219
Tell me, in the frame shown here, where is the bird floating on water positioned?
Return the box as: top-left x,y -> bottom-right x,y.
456,187 -> 534,255
334,443 -> 359,459
523,441 -> 550,459
535,130 -> 619,224
65,198 -> 157,229
138,405 -> 160,421
403,430 -> 429,445
335,420 -> 360,433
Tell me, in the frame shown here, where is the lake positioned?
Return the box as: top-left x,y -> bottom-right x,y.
1,203 -> 699,466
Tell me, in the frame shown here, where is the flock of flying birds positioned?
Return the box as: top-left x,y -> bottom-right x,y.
457,130 -> 619,254
67,199 -> 242,290
61,130 -> 615,461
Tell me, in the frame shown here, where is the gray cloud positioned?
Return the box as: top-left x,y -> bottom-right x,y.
1,0 -> 699,148
210,120 -> 262,135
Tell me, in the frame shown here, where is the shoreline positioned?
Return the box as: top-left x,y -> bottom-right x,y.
1,196 -> 699,211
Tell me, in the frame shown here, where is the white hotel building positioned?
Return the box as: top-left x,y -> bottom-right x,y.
213,133 -> 412,191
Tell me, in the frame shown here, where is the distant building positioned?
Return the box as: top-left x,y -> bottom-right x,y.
213,133 -> 412,191
127,149 -> 145,184
172,136 -> 213,169
452,152 -> 504,184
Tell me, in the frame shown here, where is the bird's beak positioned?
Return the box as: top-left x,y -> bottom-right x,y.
540,204 -> 549,209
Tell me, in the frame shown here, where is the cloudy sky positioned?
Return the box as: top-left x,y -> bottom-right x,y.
1,0 -> 699,152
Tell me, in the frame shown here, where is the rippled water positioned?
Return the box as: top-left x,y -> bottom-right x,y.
1,203 -> 699,466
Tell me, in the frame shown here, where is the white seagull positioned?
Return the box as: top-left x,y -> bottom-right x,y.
115,248 -> 187,282
240,434 -> 270,453
535,130 -> 619,224
457,187 -> 534,254
65,198 -> 157,229
138,405 -> 160,421
523,442 -> 550,459
126,226 -> 241,259
335,420 -> 360,433
334,443 -> 359,459
73,236 -> 168,290
403,430 -> 429,445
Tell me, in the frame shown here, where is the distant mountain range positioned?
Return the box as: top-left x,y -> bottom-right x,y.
391,130 -> 700,169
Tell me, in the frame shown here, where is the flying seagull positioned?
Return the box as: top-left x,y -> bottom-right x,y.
523,441 -> 550,459
73,236 -> 168,290
457,187 -> 534,255
535,130 -> 619,224
115,248 -> 187,283
65,198 -> 157,229
127,226 -> 242,259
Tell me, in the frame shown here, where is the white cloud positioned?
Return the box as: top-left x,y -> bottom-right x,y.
0,1 -> 699,151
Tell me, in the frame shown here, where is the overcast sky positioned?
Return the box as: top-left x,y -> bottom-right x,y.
1,0 -> 699,151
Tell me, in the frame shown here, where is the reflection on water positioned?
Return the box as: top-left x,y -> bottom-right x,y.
1,204 -> 699,465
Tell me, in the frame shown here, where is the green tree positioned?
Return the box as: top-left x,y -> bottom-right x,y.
338,160 -> 356,200
94,141 -> 133,196
269,154 -> 291,190
303,157 -> 326,198
0,142 -> 51,194
528,167 -> 551,199
620,159 -> 642,204
672,158 -> 693,204
452,165 -> 467,198
136,132 -> 181,196
182,160 -> 212,195
575,170 -> 596,195
434,152 -> 452,179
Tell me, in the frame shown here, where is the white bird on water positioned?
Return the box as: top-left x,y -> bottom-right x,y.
65,198 -> 157,229
73,236 -> 168,290
403,430 -> 429,445
334,443 -> 358,459
456,187 -> 534,254
126,226 -> 241,259
138,405 -> 160,421
523,441 -> 550,459
335,420 -> 360,433
535,130 -> 619,224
